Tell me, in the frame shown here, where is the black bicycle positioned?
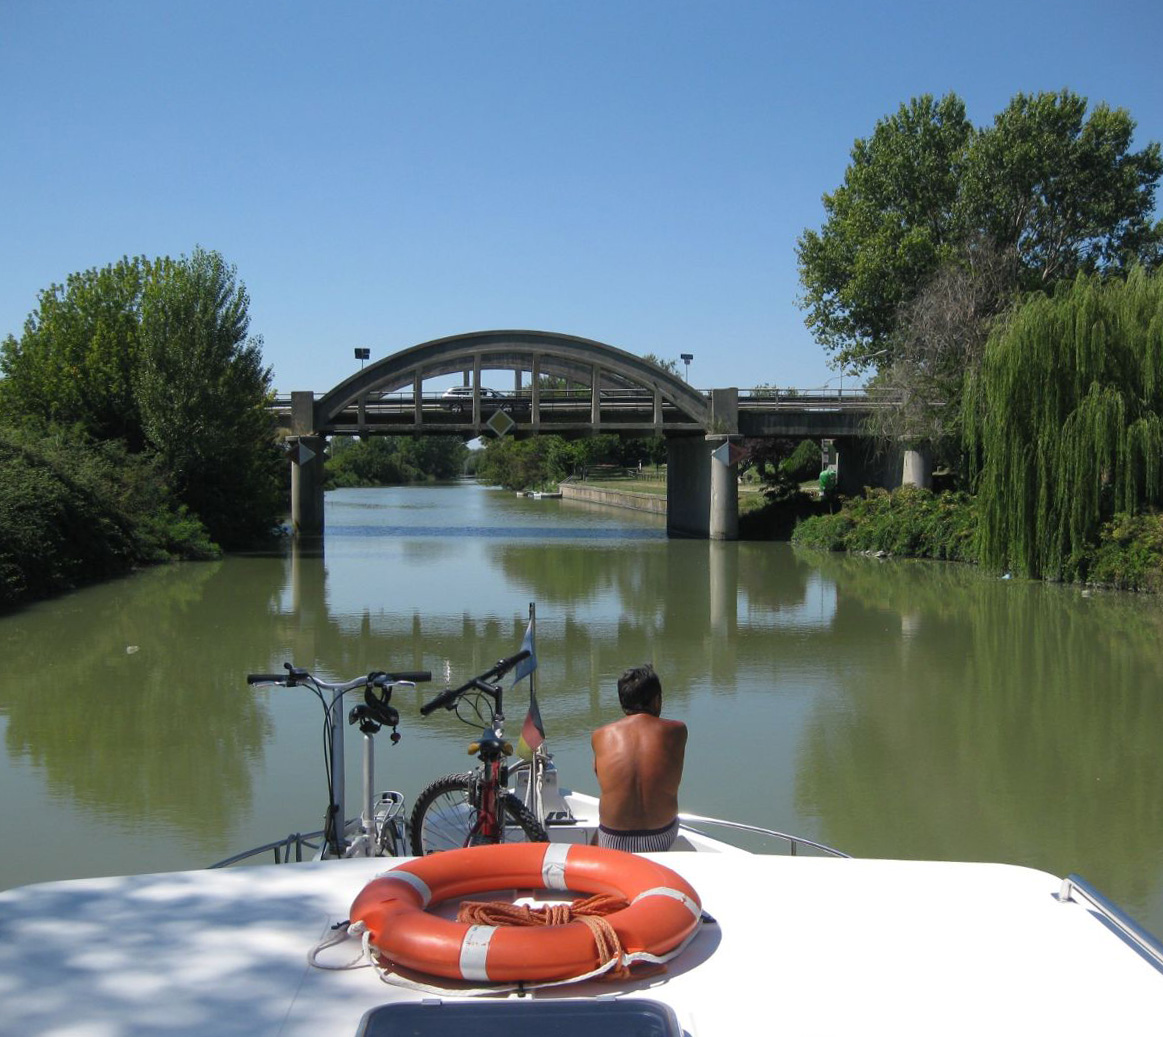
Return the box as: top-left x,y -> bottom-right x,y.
411,650 -> 548,854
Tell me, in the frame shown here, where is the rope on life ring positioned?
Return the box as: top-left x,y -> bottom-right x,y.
348,842 -> 702,987
456,892 -> 636,980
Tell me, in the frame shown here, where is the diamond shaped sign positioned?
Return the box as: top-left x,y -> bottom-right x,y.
486,408 -> 516,438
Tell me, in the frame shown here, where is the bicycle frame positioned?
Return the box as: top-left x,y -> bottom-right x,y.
246,665 -> 430,858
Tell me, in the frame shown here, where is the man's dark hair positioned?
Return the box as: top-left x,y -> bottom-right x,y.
618,664 -> 662,713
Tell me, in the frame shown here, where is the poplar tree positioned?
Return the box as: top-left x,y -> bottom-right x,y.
963,268 -> 1163,579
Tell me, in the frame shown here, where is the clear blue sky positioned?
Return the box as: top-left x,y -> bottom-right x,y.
3,0 -> 1160,395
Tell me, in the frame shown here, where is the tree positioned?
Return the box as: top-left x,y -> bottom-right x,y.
136,248 -> 283,547
797,94 -> 973,371
866,234 -> 1017,454
325,435 -> 467,487
963,267 -> 1163,580
2,248 -> 286,549
0,257 -> 157,448
798,91 -> 1163,374
963,91 -> 1163,290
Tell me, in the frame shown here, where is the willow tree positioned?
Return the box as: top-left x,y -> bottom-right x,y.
964,268 -> 1163,579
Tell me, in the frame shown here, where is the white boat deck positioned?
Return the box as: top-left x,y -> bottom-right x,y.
1,851 -> 1159,1036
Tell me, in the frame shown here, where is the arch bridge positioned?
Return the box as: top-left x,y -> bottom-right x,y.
284,330 -> 925,540
290,329 -> 716,438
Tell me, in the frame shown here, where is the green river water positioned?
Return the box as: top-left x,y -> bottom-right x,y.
2,482 -> 1161,936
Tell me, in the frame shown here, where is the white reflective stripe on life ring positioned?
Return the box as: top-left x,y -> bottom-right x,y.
631,886 -> 702,920
382,869 -> 433,907
459,924 -> 497,981
541,843 -> 571,890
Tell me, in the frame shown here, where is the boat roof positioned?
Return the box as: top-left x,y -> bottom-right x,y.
1,852 -> 1159,1036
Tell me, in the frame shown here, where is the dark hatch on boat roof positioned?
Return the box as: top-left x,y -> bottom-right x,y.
356,998 -> 681,1036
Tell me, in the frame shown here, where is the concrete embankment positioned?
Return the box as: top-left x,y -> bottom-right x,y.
559,483 -> 666,515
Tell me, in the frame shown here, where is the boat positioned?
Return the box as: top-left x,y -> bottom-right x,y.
3,781 -> 1162,1034
2,656 -> 1162,1034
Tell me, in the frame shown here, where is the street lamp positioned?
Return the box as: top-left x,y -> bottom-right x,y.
680,353 -> 694,383
834,348 -> 889,396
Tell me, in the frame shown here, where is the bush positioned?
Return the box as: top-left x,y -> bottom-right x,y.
0,423 -> 217,609
1083,512 -> 1163,591
791,487 -> 979,561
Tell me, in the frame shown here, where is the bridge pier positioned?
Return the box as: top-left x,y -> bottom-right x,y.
901,447 -> 931,488
666,434 -> 739,540
290,434 -> 327,536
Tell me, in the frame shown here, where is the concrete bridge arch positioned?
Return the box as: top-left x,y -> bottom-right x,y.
310,329 -> 713,431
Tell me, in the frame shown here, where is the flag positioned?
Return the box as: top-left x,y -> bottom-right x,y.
512,618 -> 537,685
512,617 -> 544,761
515,690 -> 545,762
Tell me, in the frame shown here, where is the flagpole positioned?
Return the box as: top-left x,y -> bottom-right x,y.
527,600 -> 536,705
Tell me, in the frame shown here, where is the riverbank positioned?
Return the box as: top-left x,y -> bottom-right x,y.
791,487 -> 1163,592
559,481 -> 667,515
561,474 -> 769,520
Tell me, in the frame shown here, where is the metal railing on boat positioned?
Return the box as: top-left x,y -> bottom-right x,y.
676,812 -> 850,857
210,831 -> 325,869
1059,874 -> 1163,971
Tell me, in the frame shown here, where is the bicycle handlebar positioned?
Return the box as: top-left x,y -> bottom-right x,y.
419,649 -> 530,716
246,666 -> 433,688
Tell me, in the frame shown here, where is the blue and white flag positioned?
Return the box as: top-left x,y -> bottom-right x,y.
513,618 -> 537,685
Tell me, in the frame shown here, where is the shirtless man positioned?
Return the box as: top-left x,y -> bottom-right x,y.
591,664 -> 687,851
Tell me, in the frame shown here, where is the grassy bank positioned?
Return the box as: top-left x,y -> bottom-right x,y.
790,487 -> 1163,592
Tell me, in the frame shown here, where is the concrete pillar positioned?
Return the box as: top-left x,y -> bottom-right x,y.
665,434 -> 740,539
291,435 -> 327,536
666,436 -> 710,537
901,447 -> 932,488
708,435 -> 739,541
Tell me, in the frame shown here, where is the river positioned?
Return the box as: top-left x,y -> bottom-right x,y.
2,481 -> 1162,936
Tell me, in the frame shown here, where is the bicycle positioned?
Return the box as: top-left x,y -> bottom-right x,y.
410,649 -> 549,854
246,662 -> 431,859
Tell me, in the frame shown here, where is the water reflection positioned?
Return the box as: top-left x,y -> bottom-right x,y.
795,552 -> 1163,913
2,484 -> 1162,938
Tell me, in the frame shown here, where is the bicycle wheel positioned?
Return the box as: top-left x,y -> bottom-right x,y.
410,772 -> 548,855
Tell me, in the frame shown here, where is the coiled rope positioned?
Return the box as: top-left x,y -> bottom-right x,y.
456,894 -> 633,980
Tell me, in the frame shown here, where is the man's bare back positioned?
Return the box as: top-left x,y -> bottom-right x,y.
591,664 -> 687,845
592,713 -> 687,830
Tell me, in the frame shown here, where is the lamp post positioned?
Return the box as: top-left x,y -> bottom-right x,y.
680,353 -> 694,383
834,349 -> 888,397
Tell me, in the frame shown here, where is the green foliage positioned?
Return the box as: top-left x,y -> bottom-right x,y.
2,248 -> 284,552
136,248 -> 283,548
0,423 -> 217,609
0,256 -> 157,448
791,487 -> 979,562
1084,512 -> 1163,592
963,91 -> 1163,289
964,268 -> 1163,579
780,439 -> 822,482
472,433 -> 642,491
474,436 -> 555,491
325,436 -> 467,488
798,90 -> 1162,372
797,94 -> 972,368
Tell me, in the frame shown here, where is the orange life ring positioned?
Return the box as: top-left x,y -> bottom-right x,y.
349,842 -> 702,983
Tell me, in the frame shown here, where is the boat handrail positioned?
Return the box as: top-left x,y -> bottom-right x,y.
1059,874 -> 1163,971
210,831 -> 325,869
677,812 -> 850,858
